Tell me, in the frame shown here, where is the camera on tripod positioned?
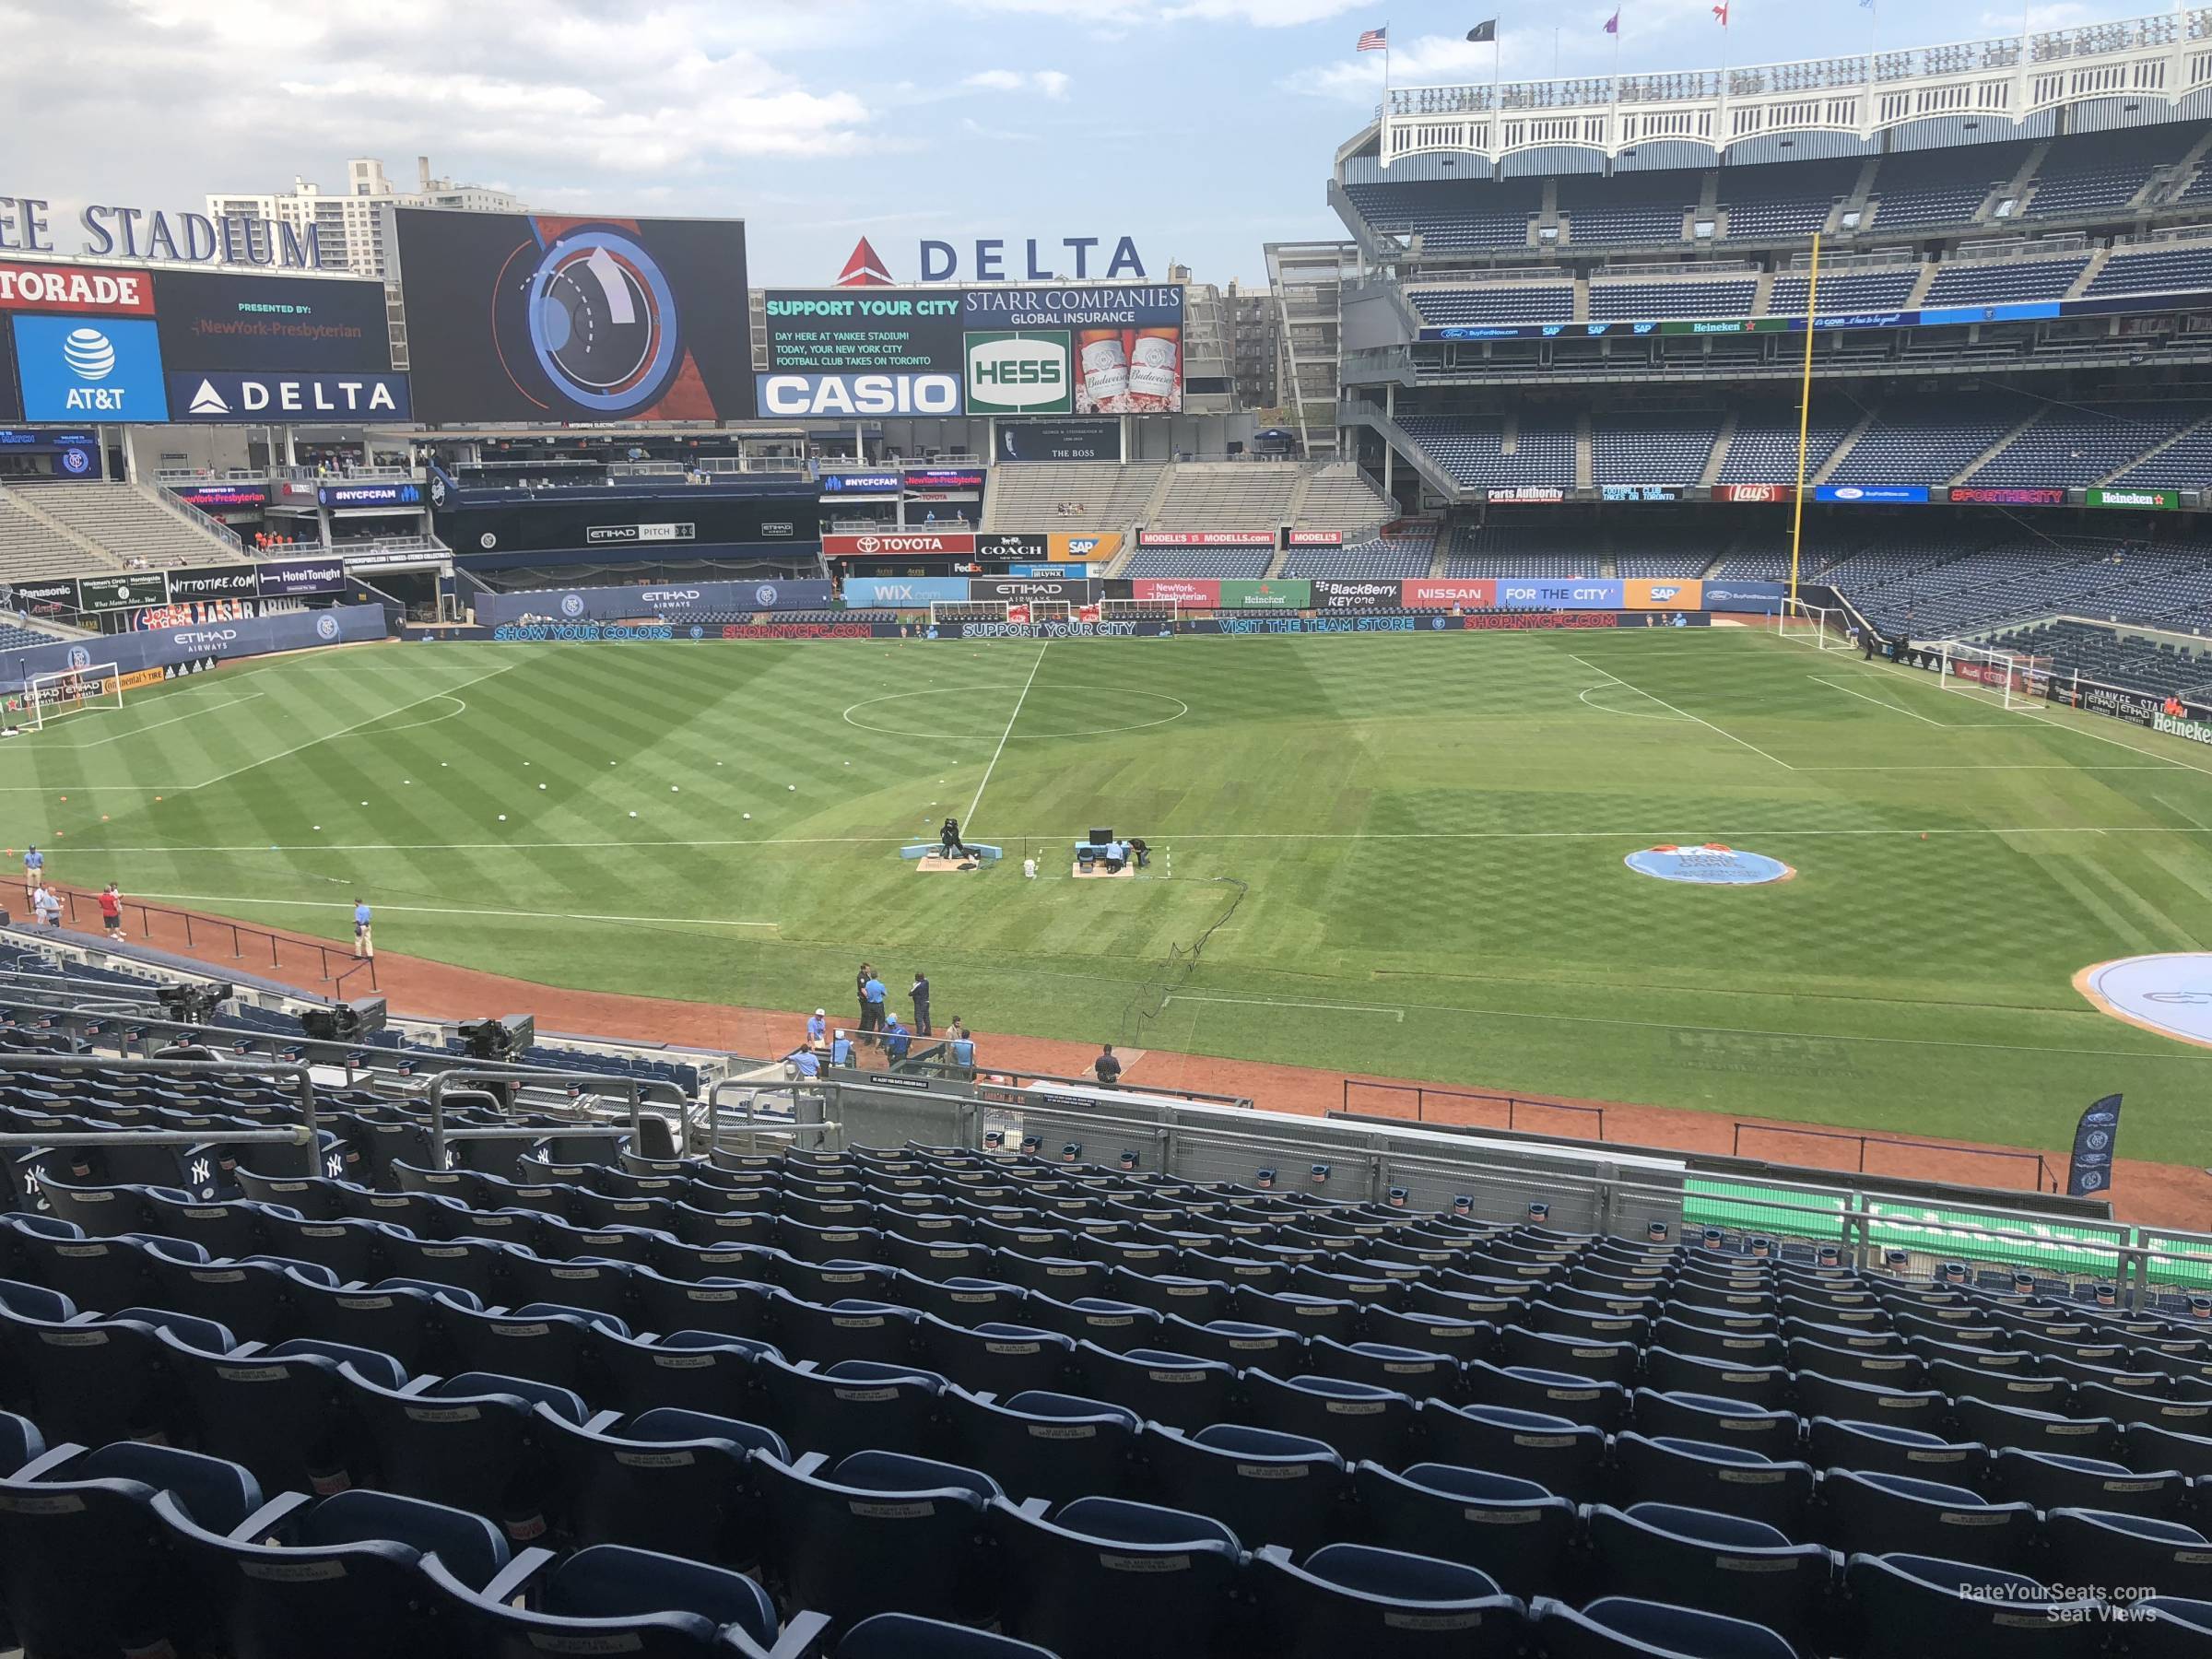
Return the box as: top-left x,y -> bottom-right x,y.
156,982 -> 232,1026
459,1013 -> 535,1063
300,996 -> 389,1044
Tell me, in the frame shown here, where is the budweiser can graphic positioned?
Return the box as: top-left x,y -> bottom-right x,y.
1127,328 -> 1180,410
1078,329 -> 1130,412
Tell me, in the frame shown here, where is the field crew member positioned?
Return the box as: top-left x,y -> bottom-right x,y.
353,898 -> 374,959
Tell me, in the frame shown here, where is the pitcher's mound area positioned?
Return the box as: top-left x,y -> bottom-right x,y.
1625,844 -> 1795,886
2077,953 -> 2212,1049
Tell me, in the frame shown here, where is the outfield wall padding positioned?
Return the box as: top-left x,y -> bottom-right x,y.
2,604 -> 389,692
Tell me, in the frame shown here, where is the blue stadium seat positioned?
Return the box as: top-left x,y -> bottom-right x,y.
1817,1468 -> 2038,1570
590,1325 -> 773,1415
419,1540 -> 808,1659
537,1404 -> 773,1565
1843,1553 -> 2101,1656
1613,1433 -> 1815,1534
1158,1315 -> 1305,1370
1250,1542 -> 1525,1656
283,1276 -> 441,1370
1584,1502 -> 1835,1649
1634,1390 -> 1800,1452
1992,1446 -> 2188,1518
991,1494 -> 1246,1659
152,1486 -> 510,1659
2044,1507 -> 2212,1600
440,1300 -> 614,1394
754,1353 -> 948,1459
835,1611 -> 1057,1659
1141,1422 -> 1349,1553
1806,1416 -> 1990,1484
160,1327 -> 401,1492
1528,1594 -> 1800,1658
1353,1461 -> 1576,1595
0,1440 -> 264,1658
342,1365 -> 585,1539
1419,1400 -> 1609,1500
941,1386 -> 1139,1502
0,1406 -> 44,1474
2129,1597 -> 2212,1658
754,1449 -> 1003,1630
919,1318 -> 1076,1396
1464,1360 -> 1630,1430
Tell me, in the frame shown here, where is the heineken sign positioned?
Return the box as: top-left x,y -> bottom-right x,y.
2087,487 -> 2180,511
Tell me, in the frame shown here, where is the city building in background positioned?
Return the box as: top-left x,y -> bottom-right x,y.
1265,241 -> 1358,458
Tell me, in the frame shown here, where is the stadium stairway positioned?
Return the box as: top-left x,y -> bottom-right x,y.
1574,415 -> 1594,491
2067,247 -> 2114,299
0,488 -> 126,582
1954,410 -> 2049,485
2095,413 -> 2212,485
1699,415 -> 1740,488
1810,406 -> 1882,486
22,482 -> 241,568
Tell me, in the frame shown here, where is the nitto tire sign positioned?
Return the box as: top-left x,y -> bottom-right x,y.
964,331 -> 1071,416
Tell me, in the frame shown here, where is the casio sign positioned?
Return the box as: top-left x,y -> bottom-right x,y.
757,373 -> 961,417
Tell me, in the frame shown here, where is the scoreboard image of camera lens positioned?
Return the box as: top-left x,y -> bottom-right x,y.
394,209 -> 756,423
759,284 -> 1185,418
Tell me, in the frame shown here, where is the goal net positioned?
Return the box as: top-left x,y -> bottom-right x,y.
17,664 -> 123,731
1774,597 -> 1853,653
1936,641 -> 2051,712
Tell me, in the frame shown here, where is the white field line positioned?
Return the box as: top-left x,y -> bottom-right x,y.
1168,993 -> 1405,1023
1577,684 -> 1688,722
125,892 -> 777,929
39,694 -> 265,749
1566,652 -> 1795,770
0,658 -> 532,794
70,824 -> 2212,856
1809,674 -> 1947,726
964,641 -> 1048,832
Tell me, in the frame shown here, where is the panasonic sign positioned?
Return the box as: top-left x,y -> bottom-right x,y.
755,372 -> 961,418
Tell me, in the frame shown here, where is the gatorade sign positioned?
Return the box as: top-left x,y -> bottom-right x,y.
964,331 -> 1072,415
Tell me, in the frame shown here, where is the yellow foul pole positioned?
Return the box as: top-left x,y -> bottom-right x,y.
1788,231 -> 1823,614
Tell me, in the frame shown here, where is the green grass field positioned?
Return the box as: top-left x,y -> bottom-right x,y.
12,625 -> 2212,1166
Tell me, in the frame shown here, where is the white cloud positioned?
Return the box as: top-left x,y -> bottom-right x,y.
962,0 -> 1367,25
964,67 -> 1073,99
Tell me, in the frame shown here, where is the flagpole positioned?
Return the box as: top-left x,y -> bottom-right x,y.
1789,229 -> 1823,617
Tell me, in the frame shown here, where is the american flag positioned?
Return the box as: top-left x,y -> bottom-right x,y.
1357,27 -> 1388,51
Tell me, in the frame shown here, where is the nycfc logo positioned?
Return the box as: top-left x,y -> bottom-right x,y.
560,594 -> 586,618
66,645 -> 92,668
479,534 -> 498,549
429,473 -> 448,507
2085,1131 -> 2111,1151
755,583 -> 779,606
58,447 -> 91,475
314,615 -> 340,641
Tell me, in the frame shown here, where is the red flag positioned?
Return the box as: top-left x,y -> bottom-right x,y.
1712,2 -> 1729,22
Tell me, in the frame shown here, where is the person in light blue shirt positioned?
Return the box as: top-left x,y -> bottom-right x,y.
785,1046 -> 821,1078
22,846 -> 43,901
806,1008 -> 828,1048
882,1015 -> 911,1062
863,973 -> 887,1031
352,899 -> 373,959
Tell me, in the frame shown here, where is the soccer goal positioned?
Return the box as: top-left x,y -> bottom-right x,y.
1935,641 -> 2051,712
930,601 -> 1008,626
1774,597 -> 1853,652
18,664 -> 123,730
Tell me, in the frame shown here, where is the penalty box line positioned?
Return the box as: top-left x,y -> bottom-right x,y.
1565,652 -> 1795,771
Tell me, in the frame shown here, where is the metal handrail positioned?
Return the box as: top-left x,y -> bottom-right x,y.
705,1073 -> 830,1156
0,1051 -> 322,1175
423,1067 -> 688,1166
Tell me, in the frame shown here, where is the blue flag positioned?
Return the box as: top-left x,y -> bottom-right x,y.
2065,1094 -> 2123,1196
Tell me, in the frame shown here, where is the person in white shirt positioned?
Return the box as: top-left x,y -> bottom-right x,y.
1023,856 -> 1038,879
32,886 -> 62,928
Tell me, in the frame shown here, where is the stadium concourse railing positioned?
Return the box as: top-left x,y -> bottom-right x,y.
0,1051 -> 323,1177
800,1074 -> 2212,1304
35,885 -> 378,994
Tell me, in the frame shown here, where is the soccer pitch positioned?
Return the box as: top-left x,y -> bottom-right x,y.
13,626 -> 2212,1166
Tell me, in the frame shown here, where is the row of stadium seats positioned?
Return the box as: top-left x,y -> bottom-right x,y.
6,1141 -> 2212,1655
1342,122 -> 2206,253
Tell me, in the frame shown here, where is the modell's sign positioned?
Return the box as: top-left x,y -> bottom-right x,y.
821,531 -> 976,558
1286,530 -> 1344,547
1136,529 -> 1274,547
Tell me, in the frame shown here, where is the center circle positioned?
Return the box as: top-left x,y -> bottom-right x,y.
841,684 -> 1191,740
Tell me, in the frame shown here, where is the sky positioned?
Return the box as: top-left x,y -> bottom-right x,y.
0,0 -> 2174,288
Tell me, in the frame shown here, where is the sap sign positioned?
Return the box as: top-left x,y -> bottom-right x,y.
917,237 -> 1147,283
169,372 -> 411,421
756,373 -> 961,417
965,331 -> 1071,416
